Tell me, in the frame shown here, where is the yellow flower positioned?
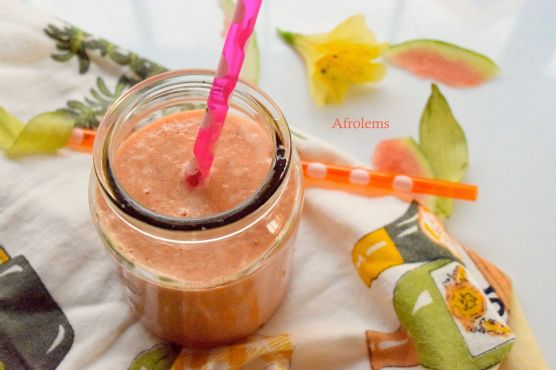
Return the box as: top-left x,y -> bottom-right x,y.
278,15 -> 387,106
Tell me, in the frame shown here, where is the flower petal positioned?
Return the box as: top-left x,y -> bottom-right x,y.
277,15 -> 387,105
309,42 -> 387,105
311,68 -> 350,106
282,33 -> 322,67
326,14 -> 378,44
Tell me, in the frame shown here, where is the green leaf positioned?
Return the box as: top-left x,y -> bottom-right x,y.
114,79 -> 127,96
90,88 -> 110,104
52,53 -> 74,62
6,111 -> 75,157
243,32 -> 261,84
219,0 -> 260,84
96,77 -> 111,96
434,197 -> 454,219
67,100 -> 89,110
110,51 -> 131,65
78,57 -> 90,74
0,107 -> 24,149
419,84 -> 469,217
128,343 -> 177,370
55,42 -> 70,51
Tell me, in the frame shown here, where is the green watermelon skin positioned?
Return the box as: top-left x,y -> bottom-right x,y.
385,39 -> 499,87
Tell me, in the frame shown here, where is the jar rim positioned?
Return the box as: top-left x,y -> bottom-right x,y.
93,69 -> 292,231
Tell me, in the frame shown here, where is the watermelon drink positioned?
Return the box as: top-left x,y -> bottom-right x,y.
89,70 -> 303,346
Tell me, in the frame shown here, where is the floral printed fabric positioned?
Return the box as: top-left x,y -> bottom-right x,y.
354,203 -> 514,369
171,335 -> 293,370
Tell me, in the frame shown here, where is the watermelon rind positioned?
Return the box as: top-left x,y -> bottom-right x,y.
385,39 -> 499,86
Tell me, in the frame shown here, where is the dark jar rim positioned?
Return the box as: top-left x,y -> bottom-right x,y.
93,69 -> 292,232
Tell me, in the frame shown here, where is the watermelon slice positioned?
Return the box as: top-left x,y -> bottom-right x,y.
372,137 -> 434,178
371,85 -> 469,218
385,39 -> 499,87
372,137 -> 437,211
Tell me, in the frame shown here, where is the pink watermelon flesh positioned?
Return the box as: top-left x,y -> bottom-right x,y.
386,40 -> 499,87
372,137 -> 434,177
392,49 -> 484,87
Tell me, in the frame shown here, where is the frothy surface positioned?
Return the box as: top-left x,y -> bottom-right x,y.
113,110 -> 273,218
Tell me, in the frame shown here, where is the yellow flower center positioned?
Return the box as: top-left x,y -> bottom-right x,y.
315,42 -> 384,83
310,42 -> 386,105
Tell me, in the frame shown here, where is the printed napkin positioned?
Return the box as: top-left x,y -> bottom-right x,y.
0,0 -> 547,369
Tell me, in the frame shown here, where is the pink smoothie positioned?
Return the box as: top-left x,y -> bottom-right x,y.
112,110 -> 276,283
96,109 -> 302,346
114,110 -> 273,219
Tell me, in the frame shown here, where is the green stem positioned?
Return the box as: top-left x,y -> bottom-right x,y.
276,29 -> 296,46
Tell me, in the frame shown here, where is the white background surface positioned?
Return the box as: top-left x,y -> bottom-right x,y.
25,0 -> 556,366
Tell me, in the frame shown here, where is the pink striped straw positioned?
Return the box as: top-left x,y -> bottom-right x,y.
185,0 -> 263,187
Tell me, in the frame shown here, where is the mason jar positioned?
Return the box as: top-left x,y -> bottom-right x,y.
89,69 -> 304,347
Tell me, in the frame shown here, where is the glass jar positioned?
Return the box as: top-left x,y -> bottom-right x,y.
89,69 -> 304,347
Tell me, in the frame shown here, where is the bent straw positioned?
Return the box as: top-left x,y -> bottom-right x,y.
67,128 -> 478,201
185,0 -> 263,187
302,161 -> 478,201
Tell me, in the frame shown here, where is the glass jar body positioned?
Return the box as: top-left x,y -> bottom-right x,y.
89,69 -> 303,347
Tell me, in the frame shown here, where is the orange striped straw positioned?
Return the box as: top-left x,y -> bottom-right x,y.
66,127 -> 96,153
67,128 -> 477,201
302,161 -> 477,201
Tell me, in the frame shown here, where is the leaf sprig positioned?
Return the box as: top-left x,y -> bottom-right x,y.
63,77 -> 130,129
